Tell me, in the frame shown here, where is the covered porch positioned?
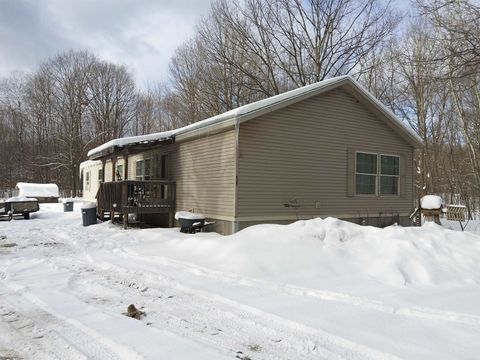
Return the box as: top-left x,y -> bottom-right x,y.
96,180 -> 176,228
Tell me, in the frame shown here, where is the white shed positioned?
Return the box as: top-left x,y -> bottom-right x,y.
16,182 -> 59,203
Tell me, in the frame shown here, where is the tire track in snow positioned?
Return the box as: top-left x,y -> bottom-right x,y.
121,251 -> 480,327
0,287 -> 121,360
65,267 -> 336,360
57,256 -> 401,360
46,225 -> 480,357
0,235 -> 142,360
7,220 -> 478,359
4,230 -> 334,360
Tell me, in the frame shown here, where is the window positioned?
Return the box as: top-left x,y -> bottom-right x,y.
355,152 -> 400,196
86,171 -> 90,191
380,155 -> 399,195
98,169 -> 104,184
116,164 -> 123,181
156,154 -> 167,179
136,159 -> 151,180
356,153 -> 377,195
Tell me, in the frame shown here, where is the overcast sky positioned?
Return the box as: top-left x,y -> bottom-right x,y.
0,0 -> 411,89
0,0 -> 211,88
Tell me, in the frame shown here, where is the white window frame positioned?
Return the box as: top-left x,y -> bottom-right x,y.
355,151 -> 400,196
98,168 -> 104,185
136,159 -> 152,181
116,164 -> 124,181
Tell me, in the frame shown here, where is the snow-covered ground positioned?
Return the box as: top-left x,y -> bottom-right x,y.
1,204 -> 479,359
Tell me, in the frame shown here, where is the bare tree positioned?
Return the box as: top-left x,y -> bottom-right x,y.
203,0 -> 400,91
417,0 -> 480,74
0,73 -> 31,189
35,50 -> 96,194
24,70 -> 58,183
165,0 -> 400,125
392,22 -> 452,194
414,0 -> 480,207
87,61 -> 136,145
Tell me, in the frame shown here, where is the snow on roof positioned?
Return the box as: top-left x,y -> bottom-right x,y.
87,76 -> 422,158
79,160 -> 102,176
5,196 -> 38,203
87,130 -> 177,158
420,195 -> 443,209
16,182 -> 59,198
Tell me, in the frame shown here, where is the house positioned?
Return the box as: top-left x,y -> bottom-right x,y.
16,182 -> 59,203
81,76 -> 422,234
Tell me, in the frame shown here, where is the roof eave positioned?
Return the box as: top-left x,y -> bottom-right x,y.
348,81 -> 423,149
88,137 -> 175,160
87,75 -> 423,157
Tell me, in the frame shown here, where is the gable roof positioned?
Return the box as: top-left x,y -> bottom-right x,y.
88,76 -> 422,159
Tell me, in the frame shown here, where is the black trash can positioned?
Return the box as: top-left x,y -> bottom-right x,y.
81,204 -> 97,226
63,201 -> 74,212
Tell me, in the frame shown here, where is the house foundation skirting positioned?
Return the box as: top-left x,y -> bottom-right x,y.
230,215 -> 413,235
176,215 -> 414,235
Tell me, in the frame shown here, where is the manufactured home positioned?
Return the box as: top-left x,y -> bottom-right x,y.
81,76 -> 422,234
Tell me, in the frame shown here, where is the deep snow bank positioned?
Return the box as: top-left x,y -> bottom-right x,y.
142,218 -> 480,287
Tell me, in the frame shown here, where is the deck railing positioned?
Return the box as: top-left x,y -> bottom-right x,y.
97,180 -> 175,227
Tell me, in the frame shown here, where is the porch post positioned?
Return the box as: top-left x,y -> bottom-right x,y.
123,151 -> 128,180
101,159 -> 106,182
112,157 -> 117,182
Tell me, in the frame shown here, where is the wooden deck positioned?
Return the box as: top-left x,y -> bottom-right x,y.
97,180 -> 175,228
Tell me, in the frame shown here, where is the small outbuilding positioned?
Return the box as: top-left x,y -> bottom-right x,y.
16,182 -> 60,203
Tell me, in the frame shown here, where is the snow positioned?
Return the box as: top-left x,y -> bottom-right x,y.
87,130 -> 177,157
87,76 -> 422,158
5,196 -> 38,203
81,201 -> 97,209
421,195 -> 443,209
79,159 -> 102,176
1,205 -> 480,359
174,211 -> 205,220
16,182 -> 59,198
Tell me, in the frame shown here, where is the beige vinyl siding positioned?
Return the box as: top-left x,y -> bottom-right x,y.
128,151 -> 156,180
127,150 -> 166,180
104,161 -> 113,182
104,157 -> 126,181
171,130 -> 236,218
127,153 -> 142,180
237,88 -> 414,219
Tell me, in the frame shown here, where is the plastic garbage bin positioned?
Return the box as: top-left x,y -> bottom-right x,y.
63,200 -> 74,212
81,202 -> 97,226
